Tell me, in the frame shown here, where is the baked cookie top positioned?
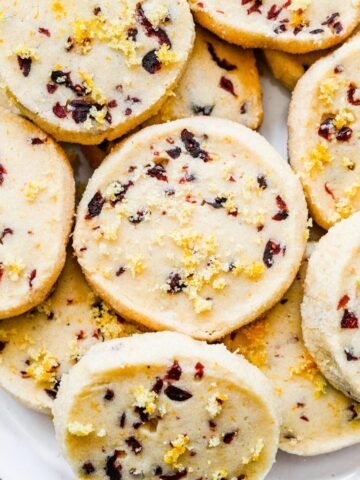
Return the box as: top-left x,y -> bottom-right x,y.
302,213 -> 360,402
0,253 -> 142,415
190,0 -> 360,53
0,0 -> 194,144
225,244 -> 360,456
53,332 -> 280,480
150,28 -> 263,129
289,34 -> 360,229
0,108 -> 74,319
74,117 -> 308,340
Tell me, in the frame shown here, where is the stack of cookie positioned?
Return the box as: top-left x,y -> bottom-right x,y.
0,1 -> 359,479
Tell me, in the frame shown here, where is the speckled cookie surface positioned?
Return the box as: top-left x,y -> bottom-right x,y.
53,332 -> 280,480
0,108 -> 74,319
0,253 -> 142,415
150,28 -> 263,129
190,0 -> 360,54
73,117 -> 308,340
0,0 -> 194,144
225,244 -> 360,456
302,213 -> 360,402
289,34 -> 360,229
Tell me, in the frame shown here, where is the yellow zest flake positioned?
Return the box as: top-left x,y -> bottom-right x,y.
3,256 -> 25,282
356,278 -> 360,289
345,180 -> 360,200
126,254 -> 145,277
335,198 -> 354,220
104,181 -> 124,202
133,385 -> 158,415
37,299 -> 53,317
290,351 -> 327,398
234,319 -> 268,368
91,301 -> 138,340
156,44 -> 178,65
23,181 -> 46,202
164,434 -> 190,470
212,278 -> 227,290
333,109 -> 356,130
193,296 -> 213,314
206,392 -> 228,418
304,143 -> 333,176
212,470 -> 228,480
0,11 -> 4,22
100,222 -> 120,241
67,422 -> 95,437
244,262 -> 265,280
79,72 -> 106,105
26,348 -> 59,386
146,3 -> 169,27
242,438 -> 264,465
288,0 -> 311,10
319,78 -> 340,108
13,45 -> 38,61
342,157 -> 356,170
52,1 -> 66,18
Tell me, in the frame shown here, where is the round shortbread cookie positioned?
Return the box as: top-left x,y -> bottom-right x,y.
225,244 -> 360,456
0,252 -> 143,415
302,213 -> 360,402
189,0 -> 360,54
0,0 -> 195,145
53,332 -> 280,480
73,117 -> 308,340
150,28 -> 263,129
289,34 -> 360,229
0,108 -> 74,319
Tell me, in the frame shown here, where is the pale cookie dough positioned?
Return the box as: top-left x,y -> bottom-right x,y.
289,34 -> 360,229
302,213 -> 360,402
189,0 -> 360,54
225,244 -> 360,456
150,28 -> 263,129
0,253 -> 143,415
73,117 -> 308,341
53,332 -> 280,480
0,0 -> 195,145
0,108 -> 74,319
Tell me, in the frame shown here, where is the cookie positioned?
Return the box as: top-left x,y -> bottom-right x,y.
0,1 -> 195,145
225,244 -> 360,456
0,252 -> 143,415
302,212 -> 360,402
150,28 -> 263,129
53,331 -> 280,480
73,117 -> 308,340
189,0 -> 360,54
0,108 -> 74,319
289,33 -> 360,229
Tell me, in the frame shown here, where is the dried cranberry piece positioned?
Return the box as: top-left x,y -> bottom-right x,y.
142,50 -> 162,74
337,294 -> 350,310
152,377 -> 164,394
146,164 -> 168,181
68,99 -> 93,123
31,137 -> 47,145
318,117 -> 335,140
0,227 -> 13,245
93,6 -> 102,15
348,84 -> 360,105
44,379 -> 60,399
0,164 -> 7,186
164,385 -> 192,401
129,209 -> 147,224
243,0 -> 262,15
53,102 -> 67,119
136,5 -> 171,47
219,76 -> 237,97
116,267 -> 126,277
272,195 -> 289,221
105,450 -> 123,480
125,436 -> 142,454
165,361 -> 182,381
194,362 -> 205,379
166,272 -> 186,294
191,104 -> 214,116
0,341 -> 8,353
223,431 -> 237,444
348,405 -> 359,421
267,1 -> 290,20
104,389 -> 115,401
205,196 -> 227,209
336,126 -> 352,142
207,42 -> 236,71
324,183 -> 335,199
341,310 -> 359,329
110,181 -> 134,206
263,240 -> 281,268
28,269 -> 37,288
180,129 -> 209,161
85,191 -> 105,219
322,12 -> 340,25
127,27 -> 138,41
119,412 -> 126,428
153,466 -> 163,476
300,415 -> 309,422
310,29 -> 324,34
82,462 -> 96,475
167,147 -> 181,159
47,83 -> 57,94
160,469 -> 188,480
344,347 -> 359,361
17,56 -> 32,77
39,27 -> 51,37
257,175 -> 268,190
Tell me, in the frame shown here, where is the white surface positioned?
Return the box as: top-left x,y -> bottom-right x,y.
1,68 -> 360,480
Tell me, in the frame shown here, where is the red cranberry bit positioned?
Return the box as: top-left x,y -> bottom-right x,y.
336,126 -> 353,142
146,164 -> 168,181
119,412 -> 126,428
0,164 -> 7,186
85,191 -> 105,219
300,415 -> 309,422
207,42 -> 236,71
160,469 -> 188,480
53,102 -> 67,118
142,49 -> 162,74
39,27 -> 51,37
272,195 -> 289,221
310,29 -> 324,34
152,377 -> 164,394
104,389 -> 115,401
31,137 -> 47,145
136,4 -> 171,47
153,466 -> 163,476
127,27 -> 138,41
348,405 -> 359,421
82,462 -> 96,475
344,347 -> 360,361
128,209 -> 147,224
192,104 -> 214,116
242,0 -> 263,15
257,175 -> 268,190
181,129 -> 209,161
110,181 -> 134,206
338,294 -> 350,310
125,107 -> 132,116
0,341 -> 7,353
194,362 -> 205,379
17,56 -> 32,77
93,6 -> 102,15
167,146 -> 181,159
219,76 -> 237,97
125,436 -> 143,454
322,12 -> 343,34
267,1 -> 290,20
348,84 -> 360,105
47,83 -> 57,94
165,360 -> 182,381
164,385 -> 192,401
341,310 -> 359,329
105,450 -> 123,480
223,431 -> 237,444
166,272 -> 186,294
68,99 -> 94,124
334,64 -> 344,74
318,117 -> 335,140
28,269 -> 37,288
324,183 -> 335,200
0,227 -> 13,245
263,240 -> 282,268
205,196 -> 227,209
116,266 -> 126,277
0,263 -> 3,283
108,99 -> 118,109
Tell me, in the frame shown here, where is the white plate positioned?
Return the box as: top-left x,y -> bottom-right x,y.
1,68 -> 360,480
